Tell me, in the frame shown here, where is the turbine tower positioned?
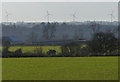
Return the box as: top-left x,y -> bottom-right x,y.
72,12 -> 76,22
5,10 -> 12,22
108,11 -> 114,23
46,11 -> 51,23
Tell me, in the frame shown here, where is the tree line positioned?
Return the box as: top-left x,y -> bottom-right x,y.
2,31 -> 120,58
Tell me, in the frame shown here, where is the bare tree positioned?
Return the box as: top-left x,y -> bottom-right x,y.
42,23 -> 56,40
90,21 -> 100,35
118,24 -> 120,40
28,31 -> 38,43
62,34 -> 69,41
74,30 -> 79,40
42,25 -> 49,40
48,23 -> 56,40
104,28 -> 112,33
78,28 -> 84,39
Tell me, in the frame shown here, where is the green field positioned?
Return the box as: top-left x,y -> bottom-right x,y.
1,45 -> 86,54
9,46 -> 61,54
2,57 -> 118,80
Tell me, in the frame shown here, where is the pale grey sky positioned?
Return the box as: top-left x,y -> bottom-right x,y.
2,2 -> 118,22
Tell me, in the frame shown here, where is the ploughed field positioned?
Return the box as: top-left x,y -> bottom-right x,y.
2,57 -> 118,80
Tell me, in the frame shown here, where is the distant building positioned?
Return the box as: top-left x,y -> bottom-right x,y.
2,36 -> 23,45
32,39 -> 87,46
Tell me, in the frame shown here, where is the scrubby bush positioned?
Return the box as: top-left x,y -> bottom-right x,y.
2,41 -> 11,54
61,43 -> 89,57
34,47 -> 44,57
78,46 -> 91,57
46,49 -> 56,57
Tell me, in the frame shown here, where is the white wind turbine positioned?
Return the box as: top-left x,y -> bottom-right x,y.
108,11 -> 114,23
46,11 -> 52,23
72,12 -> 76,22
5,10 -> 12,22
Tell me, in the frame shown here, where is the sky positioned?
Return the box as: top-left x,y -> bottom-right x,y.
2,2 -> 118,22
1,0 -> 119,2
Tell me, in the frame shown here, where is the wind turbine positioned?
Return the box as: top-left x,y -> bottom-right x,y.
46,11 -> 51,23
108,11 -> 114,23
5,10 -> 12,22
72,12 -> 76,22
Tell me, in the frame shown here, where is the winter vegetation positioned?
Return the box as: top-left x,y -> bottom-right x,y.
1,21 -> 118,42
1,21 -> 120,58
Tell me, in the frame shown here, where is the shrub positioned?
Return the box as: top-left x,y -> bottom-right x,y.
2,41 -> 11,57
78,46 -> 91,57
88,32 -> 117,54
61,42 -> 82,57
34,47 -> 44,57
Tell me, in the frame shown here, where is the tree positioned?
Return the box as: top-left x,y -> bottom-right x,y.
42,23 -> 56,40
61,43 -> 81,56
78,28 -> 84,39
48,23 -> 56,40
73,32 -> 79,40
90,21 -> 100,35
28,31 -> 38,43
62,34 -> 69,41
118,24 -> 120,40
2,40 -> 11,56
88,32 -> 117,54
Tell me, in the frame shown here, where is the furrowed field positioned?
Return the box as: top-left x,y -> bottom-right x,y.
2,57 -> 118,80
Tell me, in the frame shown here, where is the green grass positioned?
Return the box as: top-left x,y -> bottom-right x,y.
1,45 -> 87,54
2,57 -> 118,80
9,46 -> 61,54
8,45 -> 86,54
0,58 -> 1,81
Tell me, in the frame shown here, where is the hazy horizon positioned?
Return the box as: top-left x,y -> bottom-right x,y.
2,2 -> 118,22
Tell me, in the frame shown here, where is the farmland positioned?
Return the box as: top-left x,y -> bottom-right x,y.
2,45 -> 86,54
9,46 -> 61,54
2,57 -> 118,80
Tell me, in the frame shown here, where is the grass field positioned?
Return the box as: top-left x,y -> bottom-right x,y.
0,45 -> 86,54
2,57 -> 118,80
9,46 -> 61,54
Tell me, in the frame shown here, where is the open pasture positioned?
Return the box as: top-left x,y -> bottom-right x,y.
2,57 -> 118,80
7,45 -> 86,54
9,46 -> 61,54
